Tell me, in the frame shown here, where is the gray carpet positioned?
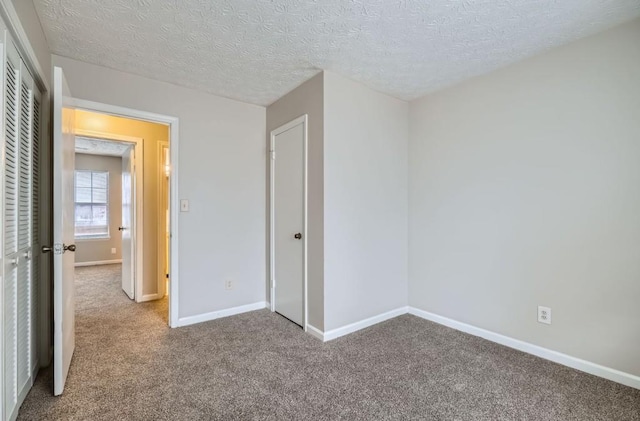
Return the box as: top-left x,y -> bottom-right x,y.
18,264 -> 640,420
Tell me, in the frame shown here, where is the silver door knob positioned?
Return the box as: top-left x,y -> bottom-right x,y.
294,233 -> 302,240
42,246 -> 53,253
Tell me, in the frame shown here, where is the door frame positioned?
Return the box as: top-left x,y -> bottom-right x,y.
269,114 -> 308,332
69,98 -> 180,328
74,130 -> 144,301
157,141 -> 169,298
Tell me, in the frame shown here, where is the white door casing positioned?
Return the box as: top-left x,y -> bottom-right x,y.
73,130 -> 144,302
157,141 -> 169,298
52,66 -> 76,396
121,146 -> 135,299
68,98 -> 179,328
270,115 -> 308,329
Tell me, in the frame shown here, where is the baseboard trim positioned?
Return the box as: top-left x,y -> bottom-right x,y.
310,306 -> 408,342
176,301 -> 267,327
408,307 -> 640,390
74,259 -> 122,267
31,360 -> 39,382
139,293 -> 162,302
306,324 -> 324,341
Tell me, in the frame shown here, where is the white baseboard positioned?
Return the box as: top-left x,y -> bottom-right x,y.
74,259 -> 122,267
408,307 -> 640,390
139,293 -> 162,302
306,324 -> 324,341
31,360 -> 39,382
176,301 -> 267,327
309,306 -> 408,342
171,299 -> 639,389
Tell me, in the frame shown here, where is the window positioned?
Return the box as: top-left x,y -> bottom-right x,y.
75,170 -> 109,238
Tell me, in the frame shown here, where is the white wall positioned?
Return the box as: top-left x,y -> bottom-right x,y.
52,55 -> 267,319
324,72 -> 409,331
11,0 -> 50,86
74,153 -> 123,263
266,72 -> 325,329
409,19 -> 640,376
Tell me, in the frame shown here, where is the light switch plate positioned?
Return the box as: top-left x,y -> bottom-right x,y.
180,199 -> 189,212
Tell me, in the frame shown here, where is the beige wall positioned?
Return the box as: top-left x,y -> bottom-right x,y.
409,19 -> 640,376
266,71 -> 410,332
323,72 -> 409,331
75,110 -> 168,296
74,153 -> 123,263
266,72 -> 324,329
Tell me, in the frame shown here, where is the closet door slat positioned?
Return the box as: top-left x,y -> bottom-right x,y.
4,58 -> 19,255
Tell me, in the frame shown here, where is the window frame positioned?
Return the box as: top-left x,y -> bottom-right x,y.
74,169 -> 111,240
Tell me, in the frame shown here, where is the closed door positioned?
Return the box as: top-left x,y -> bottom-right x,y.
3,36 -> 42,419
271,116 -> 307,327
121,147 -> 135,299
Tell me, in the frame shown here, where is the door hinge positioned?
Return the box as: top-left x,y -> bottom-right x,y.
270,150 -> 276,160
166,273 -> 169,279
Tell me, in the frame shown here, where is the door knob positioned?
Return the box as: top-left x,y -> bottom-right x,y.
42,246 -> 52,253
118,227 -> 126,231
294,233 -> 302,240
64,244 -> 76,252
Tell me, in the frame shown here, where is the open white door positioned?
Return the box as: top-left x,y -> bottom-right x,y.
121,146 -> 135,299
49,67 -> 76,396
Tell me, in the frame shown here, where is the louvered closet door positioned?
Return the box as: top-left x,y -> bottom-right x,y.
31,86 -> 41,380
3,35 -> 41,420
16,59 -> 35,403
4,36 -> 21,417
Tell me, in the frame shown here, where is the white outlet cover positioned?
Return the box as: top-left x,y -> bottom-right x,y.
111,248 -> 116,254
538,306 -> 552,325
180,199 -> 189,212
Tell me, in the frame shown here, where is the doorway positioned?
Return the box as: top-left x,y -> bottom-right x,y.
49,67 -> 180,395
71,110 -> 173,303
73,134 -> 143,300
269,115 -> 308,330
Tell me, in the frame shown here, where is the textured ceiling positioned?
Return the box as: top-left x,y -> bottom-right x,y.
34,0 -> 640,106
76,137 -> 130,156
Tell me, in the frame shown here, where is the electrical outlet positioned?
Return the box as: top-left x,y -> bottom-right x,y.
180,199 -> 189,212
111,248 -> 116,254
225,280 -> 233,290
538,306 -> 551,325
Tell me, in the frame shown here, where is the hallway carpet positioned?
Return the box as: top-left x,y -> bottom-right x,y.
19,264 -> 640,420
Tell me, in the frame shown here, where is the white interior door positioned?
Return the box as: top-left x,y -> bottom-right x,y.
121,147 -> 134,299
51,66 -> 76,396
271,117 -> 306,327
